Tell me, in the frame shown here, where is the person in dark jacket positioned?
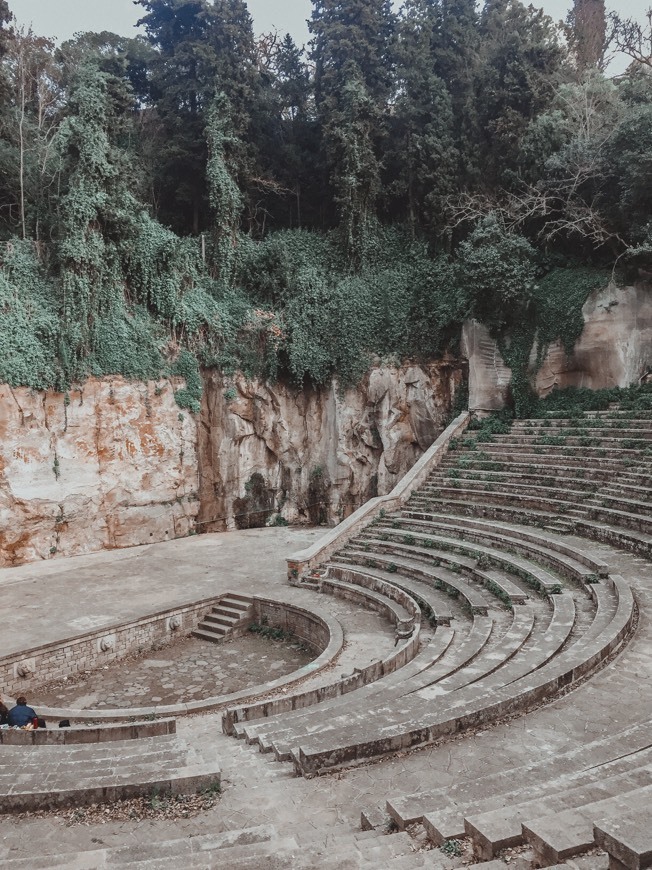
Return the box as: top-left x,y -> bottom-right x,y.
0,698 -> 8,725
7,696 -> 38,727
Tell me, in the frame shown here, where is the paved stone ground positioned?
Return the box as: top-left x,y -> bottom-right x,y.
0,527 -> 324,658
33,632 -> 313,709
0,526 -> 650,867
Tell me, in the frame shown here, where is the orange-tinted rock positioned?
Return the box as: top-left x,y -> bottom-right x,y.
0,378 -> 198,567
197,360 -> 465,531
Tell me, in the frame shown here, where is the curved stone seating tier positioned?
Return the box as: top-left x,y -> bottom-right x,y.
399,512 -> 610,577
243,623 -> 458,757
415,606 -> 535,695
383,719 -> 652,832
411,485 -> 583,518
349,531 -> 566,596
337,547 -> 497,613
251,581 -> 592,769
387,514 -> 606,585
579,503 -> 652,536
414,593 -> 576,700
245,616 -> 494,763
317,571 -> 420,635
0,718 -> 176,745
329,564 -> 455,627
0,734 -> 221,813
489,432 -> 652,447
446,450 -> 626,471
585,493 -> 652,518
465,441 -> 647,459
416,485 -> 652,541
222,571 -> 422,736
229,564 -> 500,748
357,533 -> 531,605
511,419 -> 652,434
291,575 -> 632,776
603,480 -> 652,500
573,518 -> 652,559
434,468 -> 612,494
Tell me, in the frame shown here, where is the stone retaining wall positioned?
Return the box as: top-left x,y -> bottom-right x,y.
252,599 -> 331,656
0,596 -> 221,697
0,718 -> 176,744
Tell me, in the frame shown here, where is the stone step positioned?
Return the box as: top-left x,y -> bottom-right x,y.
192,593 -> 253,644
246,624 -> 457,758
338,547 -> 495,613
192,626 -> 226,642
399,511 -> 610,577
202,612 -> 239,627
291,575 -> 632,777
441,451 -> 626,470
521,784 -> 652,866
391,514 -> 605,584
0,736 -> 221,813
464,764 -> 652,860
0,827 -> 297,869
351,529 -> 566,596
384,721 -> 652,831
593,807 -> 652,870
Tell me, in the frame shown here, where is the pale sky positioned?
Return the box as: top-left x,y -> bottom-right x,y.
11,0 -> 648,54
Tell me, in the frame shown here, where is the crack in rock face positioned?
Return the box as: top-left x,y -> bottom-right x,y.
197,363 -> 465,532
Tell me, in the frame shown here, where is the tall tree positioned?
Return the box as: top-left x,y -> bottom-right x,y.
310,0 -> 395,253
430,0 -> 481,187
476,0 -> 564,186
266,34 -> 319,228
324,61 -> 381,262
388,0 -> 459,236
0,28 -> 61,240
136,0 -> 260,234
567,0 -> 607,72
311,0 -> 395,110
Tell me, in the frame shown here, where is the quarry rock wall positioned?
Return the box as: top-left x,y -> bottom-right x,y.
463,282 -> 652,412
0,361 -> 465,566
0,378 -> 198,567
197,360 -> 465,531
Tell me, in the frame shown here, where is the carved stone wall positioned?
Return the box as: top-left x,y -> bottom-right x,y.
197,360 -> 465,530
0,378 -> 198,567
462,282 -> 652,412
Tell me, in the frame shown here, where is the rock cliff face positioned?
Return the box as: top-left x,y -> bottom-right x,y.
463,282 -> 652,411
197,361 -> 465,531
533,283 -> 652,395
0,362 -> 464,566
0,379 -> 198,567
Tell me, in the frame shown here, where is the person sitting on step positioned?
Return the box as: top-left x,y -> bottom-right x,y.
7,696 -> 38,728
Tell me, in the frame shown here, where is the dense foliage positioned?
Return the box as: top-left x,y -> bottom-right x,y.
0,0 -> 650,405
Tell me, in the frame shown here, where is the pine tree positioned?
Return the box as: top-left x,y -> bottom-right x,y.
567,0 -> 607,73
476,0 -> 563,186
136,0 -> 260,234
388,0 -> 459,236
310,0 -> 396,256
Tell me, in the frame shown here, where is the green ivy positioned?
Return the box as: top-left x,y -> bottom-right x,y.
172,350 -> 202,413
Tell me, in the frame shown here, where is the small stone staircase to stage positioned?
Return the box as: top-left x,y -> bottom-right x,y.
193,593 -> 254,643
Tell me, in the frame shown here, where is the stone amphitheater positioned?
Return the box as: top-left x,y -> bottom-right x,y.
1,405 -> 652,869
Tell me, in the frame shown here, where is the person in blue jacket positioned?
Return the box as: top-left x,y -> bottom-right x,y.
7,696 -> 38,727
